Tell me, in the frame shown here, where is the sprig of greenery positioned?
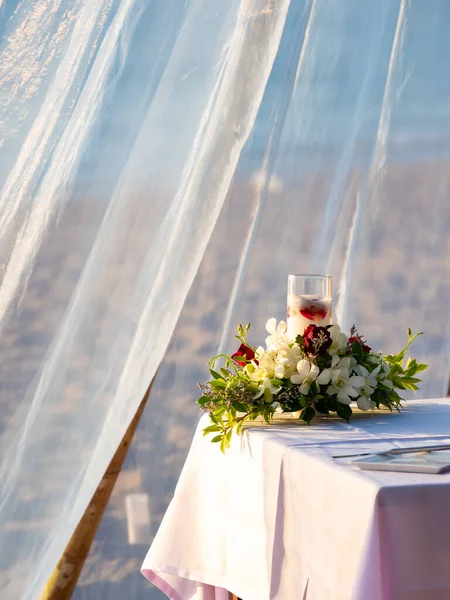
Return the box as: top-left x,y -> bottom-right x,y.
383,329 -> 428,393
235,322 -> 251,345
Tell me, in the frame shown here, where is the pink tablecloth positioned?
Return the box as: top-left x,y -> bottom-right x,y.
142,399 -> 450,600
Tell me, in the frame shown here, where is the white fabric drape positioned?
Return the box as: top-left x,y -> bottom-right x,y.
77,1 -> 450,598
0,1 -> 290,598
1,0 -> 450,598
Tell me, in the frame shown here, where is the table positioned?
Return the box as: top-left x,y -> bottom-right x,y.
142,399 -> 450,600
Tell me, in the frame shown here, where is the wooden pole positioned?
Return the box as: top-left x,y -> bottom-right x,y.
40,380 -> 154,600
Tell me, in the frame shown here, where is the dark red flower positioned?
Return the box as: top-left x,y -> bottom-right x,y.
302,325 -> 332,356
349,336 -> 371,353
231,343 -> 256,366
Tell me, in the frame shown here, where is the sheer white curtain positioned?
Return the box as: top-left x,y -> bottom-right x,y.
74,1 -> 450,598
0,1 -> 290,598
2,0 -> 450,598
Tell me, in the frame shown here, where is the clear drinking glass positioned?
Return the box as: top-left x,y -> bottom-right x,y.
287,274 -> 332,340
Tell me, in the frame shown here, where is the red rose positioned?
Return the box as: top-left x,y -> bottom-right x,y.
231,343 -> 256,366
302,325 -> 332,356
349,336 -> 371,353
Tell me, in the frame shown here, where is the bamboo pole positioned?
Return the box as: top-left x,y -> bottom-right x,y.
40,380 -> 154,600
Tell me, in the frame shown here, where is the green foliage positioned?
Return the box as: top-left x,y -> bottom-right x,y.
300,406 -> 315,424
336,403 -> 352,423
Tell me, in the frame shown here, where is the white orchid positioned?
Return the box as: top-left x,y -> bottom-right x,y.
325,364 -> 365,405
354,364 -> 381,397
363,357 -> 393,389
265,318 -> 290,350
245,363 -> 268,383
274,344 -> 302,379
381,377 -> 394,389
357,395 -> 376,411
328,324 -> 348,355
253,377 -> 282,399
291,359 -> 320,394
378,360 -> 394,389
317,355 -> 349,386
257,350 -> 277,379
351,365 -> 381,410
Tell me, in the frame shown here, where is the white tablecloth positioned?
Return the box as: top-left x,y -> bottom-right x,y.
142,399 -> 450,600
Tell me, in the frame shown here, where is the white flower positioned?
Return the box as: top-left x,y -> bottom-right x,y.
257,351 -> 277,379
253,377 -> 282,399
377,360 -> 394,389
274,364 -> 286,379
382,378 -> 394,389
317,355 -> 348,386
326,365 -> 365,405
364,358 -> 393,389
265,318 -> 290,350
354,364 -> 381,397
328,324 -> 348,355
291,359 -> 320,394
275,344 -> 302,378
357,395 -> 376,411
245,363 -> 267,383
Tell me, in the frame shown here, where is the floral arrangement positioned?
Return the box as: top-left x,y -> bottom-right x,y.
197,319 -> 428,451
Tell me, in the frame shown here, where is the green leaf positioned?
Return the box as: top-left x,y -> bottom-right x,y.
220,367 -> 231,379
299,395 -> 309,408
263,410 -> 272,425
203,424 -> 221,435
314,399 -> 329,414
210,379 -> 227,389
232,401 -> 248,413
211,435 -> 222,443
392,331 -> 423,364
264,388 -> 273,402
405,357 -> 416,372
326,397 -> 339,412
371,389 -> 381,409
197,396 -> 210,406
209,369 -> 222,380
402,377 -> 422,384
336,403 -> 352,423
300,406 -> 315,424
352,340 -> 364,362
392,378 -> 406,390
310,380 -> 320,395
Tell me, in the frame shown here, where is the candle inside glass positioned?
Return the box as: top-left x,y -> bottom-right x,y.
287,275 -> 332,340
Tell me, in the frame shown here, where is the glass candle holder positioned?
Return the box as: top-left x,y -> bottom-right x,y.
287,274 -> 332,340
